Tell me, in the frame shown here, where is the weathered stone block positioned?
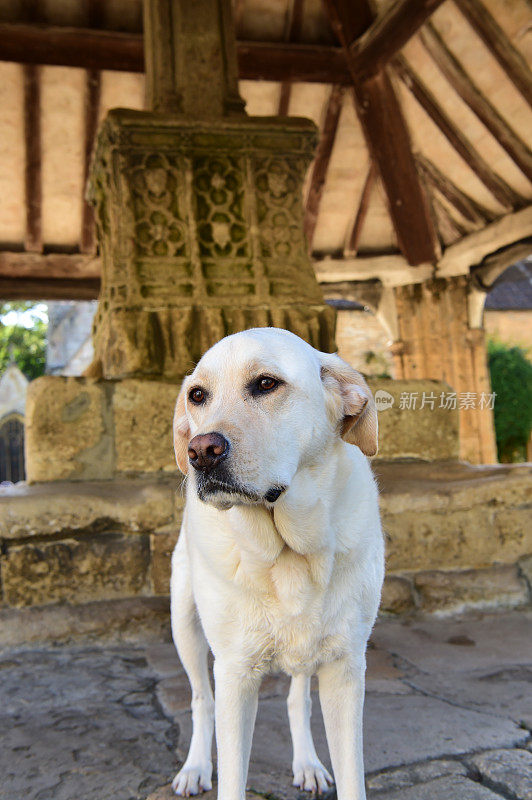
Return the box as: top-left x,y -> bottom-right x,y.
2,533 -> 149,607
25,377 -> 113,482
380,575 -> 415,615
368,379 -> 459,461
113,380 -> 179,473
0,478 -> 176,539
377,462 -> 532,572
382,506 -> 497,572
494,507 -> 532,558
469,748 -> 532,800
372,775 -> 506,799
414,565 -> 529,615
367,759 -> 467,792
519,553 -> 532,592
0,597 -> 171,648
150,524 -> 182,595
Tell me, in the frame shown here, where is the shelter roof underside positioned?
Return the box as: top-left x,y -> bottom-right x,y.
0,0 -> 530,298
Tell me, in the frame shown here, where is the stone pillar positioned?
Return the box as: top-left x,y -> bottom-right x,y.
392,276 -> 497,464
87,0 -> 335,380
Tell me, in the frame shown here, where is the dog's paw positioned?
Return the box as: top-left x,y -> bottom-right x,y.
292,760 -> 334,793
172,762 -> 213,796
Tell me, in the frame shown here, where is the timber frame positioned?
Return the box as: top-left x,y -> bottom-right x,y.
0,0 -> 530,295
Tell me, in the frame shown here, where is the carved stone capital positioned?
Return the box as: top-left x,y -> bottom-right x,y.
88,110 -> 335,378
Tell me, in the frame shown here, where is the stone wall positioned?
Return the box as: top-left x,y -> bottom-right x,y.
484,309 -> 532,351
24,375 -> 460,482
377,461 -> 532,616
4,372 -> 528,645
335,308 -> 395,378
0,462 -> 530,646
0,476 -> 183,646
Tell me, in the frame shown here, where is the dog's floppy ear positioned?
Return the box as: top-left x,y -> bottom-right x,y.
173,383 -> 191,474
320,353 -> 378,456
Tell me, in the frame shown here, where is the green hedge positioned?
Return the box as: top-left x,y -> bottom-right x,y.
487,339 -> 532,462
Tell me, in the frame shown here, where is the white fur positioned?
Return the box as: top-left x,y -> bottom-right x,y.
170,328 -> 385,800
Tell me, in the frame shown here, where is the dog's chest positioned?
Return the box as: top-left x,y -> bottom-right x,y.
244,548 -> 348,673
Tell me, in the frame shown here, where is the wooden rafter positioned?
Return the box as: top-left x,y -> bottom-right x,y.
347,0 -> 447,80
421,23 -> 532,182
393,57 -> 523,210
315,206 -> 532,284
0,23 -> 352,84
0,278 -> 100,301
84,0 -> 105,28
23,64 -> 42,253
416,155 -> 492,225
278,0 -> 305,115
0,249 -> 101,301
304,84 -> 345,249
454,0 -> 532,107
352,71 -> 439,265
81,69 -> 101,254
430,192 -> 469,242
345,162 -> 376,255
323,0 -> 440,265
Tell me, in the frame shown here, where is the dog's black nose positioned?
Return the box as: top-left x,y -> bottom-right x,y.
188,432 -> 229,472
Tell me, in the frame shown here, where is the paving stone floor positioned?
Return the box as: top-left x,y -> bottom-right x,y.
1,609 -> 531,800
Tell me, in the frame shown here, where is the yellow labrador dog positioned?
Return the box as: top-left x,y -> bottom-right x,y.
170,327 -> 384,800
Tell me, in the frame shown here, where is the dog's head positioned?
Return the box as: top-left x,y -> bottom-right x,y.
174,328 -> 377,509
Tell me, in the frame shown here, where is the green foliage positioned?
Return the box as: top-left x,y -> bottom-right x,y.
487,338 -> 532,462
0,303 -> 47,381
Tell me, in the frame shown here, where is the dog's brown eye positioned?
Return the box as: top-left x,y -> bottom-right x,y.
189,387 -> 206,404
257,376 -> 278,392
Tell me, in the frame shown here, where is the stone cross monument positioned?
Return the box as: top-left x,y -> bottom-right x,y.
88,0 -> 335,380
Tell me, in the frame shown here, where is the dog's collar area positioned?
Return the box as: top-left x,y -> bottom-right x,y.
264,486 -> 285,503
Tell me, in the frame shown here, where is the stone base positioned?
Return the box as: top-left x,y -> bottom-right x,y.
380,563 -> 531,617
0,597 -> 172,650
0,463 -> 530,645
0,477 -> 182,611
376,460 -> 532,572
24,376 -> 460,483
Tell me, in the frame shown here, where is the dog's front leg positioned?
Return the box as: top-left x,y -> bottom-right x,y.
318,656 -> 366,800
213,659 -> 263,800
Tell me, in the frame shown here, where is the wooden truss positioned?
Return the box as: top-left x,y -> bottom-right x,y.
0,0 -> 530,297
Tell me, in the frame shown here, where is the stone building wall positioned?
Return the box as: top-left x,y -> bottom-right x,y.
46,301 -> 96,376
335,308 -> 395,377
484,309 -> 532,351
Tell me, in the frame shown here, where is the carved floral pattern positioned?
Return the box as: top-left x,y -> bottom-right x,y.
253,157 -> 306,259
193,156 -> 250,258
126,153 -> 189,258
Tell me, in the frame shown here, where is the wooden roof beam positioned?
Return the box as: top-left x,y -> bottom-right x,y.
454,0 -> 532,107
345,162 -> 376,256
416,155 -> 492,225
324,0 -> 447,81
323,0 -> 440,265
0,23 -> 352,83
23,64 -> 42,253
393,57 -> 524,210
81,69 -> 101,254
421,23 -> 532,182
0,250 -> 101,300
304,84 -> 345,249
0,277 -> 100,301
